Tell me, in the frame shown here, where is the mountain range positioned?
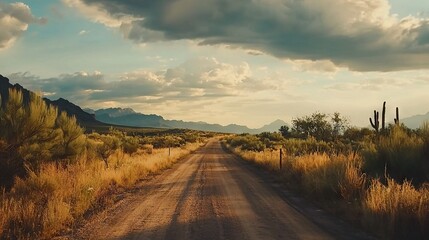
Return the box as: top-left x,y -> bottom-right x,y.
85,107 -> 287,134
0,74 -> 105,128
0,74 -> 286,133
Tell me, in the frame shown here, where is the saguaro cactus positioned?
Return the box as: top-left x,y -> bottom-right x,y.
370,102 -> 401,132
381,101 -> 386,130
369,101 -> 386,133
369,110 -> 380,132
394,107 -> 400,125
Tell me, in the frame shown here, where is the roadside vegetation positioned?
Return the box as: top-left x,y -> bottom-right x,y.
224,110 -> 429,239
0,89 -> 209,239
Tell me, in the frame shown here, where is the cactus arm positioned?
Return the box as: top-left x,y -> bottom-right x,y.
381,101 -> 386,131
394,107 -> 399,125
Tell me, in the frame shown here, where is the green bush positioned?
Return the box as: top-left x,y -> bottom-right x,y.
282,137 -> 332,156
227,134 -> 265,151
364,125 -> 427,183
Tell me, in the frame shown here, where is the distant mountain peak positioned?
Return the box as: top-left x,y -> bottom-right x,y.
257,119 -> 288,133
402,112 -> 429,129
55,98 -> 70,103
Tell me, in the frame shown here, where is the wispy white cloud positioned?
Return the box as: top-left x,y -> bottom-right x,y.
78,30 -> 89,35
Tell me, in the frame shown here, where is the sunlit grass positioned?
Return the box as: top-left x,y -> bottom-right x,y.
364,178 -> 429,239
231,147 -> 364,199
232,148 -> 281,170
0,143 -> 201,239
228,143 -> 429,238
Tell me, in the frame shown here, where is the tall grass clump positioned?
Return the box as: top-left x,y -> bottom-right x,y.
364,178 -> 429,239
231,148 -> 281,171
284,153 -> 365,200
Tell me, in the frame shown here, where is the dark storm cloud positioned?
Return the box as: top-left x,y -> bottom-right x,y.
66,0 -> 429,71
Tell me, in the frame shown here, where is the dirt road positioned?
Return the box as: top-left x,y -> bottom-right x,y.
75,140 -> 370,240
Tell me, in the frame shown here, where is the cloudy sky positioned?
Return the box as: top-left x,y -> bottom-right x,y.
1,0 -> 429,128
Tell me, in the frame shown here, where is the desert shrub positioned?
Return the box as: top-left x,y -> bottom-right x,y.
53,111 -> 86,162
121,135 -> 139,154
419,121 -> 429,158
105,128 -> 140,154
227,133 -> 356,155
87,132 -> 121,168
282,137 -> 332,156
227,134 -> 265,151
364,125 -> 426,183
151,135 -> 183,148
180,132 -> 199,143
258,132 -> 285,142
258,132 -> 284,149
343,127 -> 375,143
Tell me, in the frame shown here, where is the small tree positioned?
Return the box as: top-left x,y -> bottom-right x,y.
291,112 -> 332,141
279,125 -> 291,138
331,112 -> 349,140
0,89 -> 60,186
54,111 -> 86,162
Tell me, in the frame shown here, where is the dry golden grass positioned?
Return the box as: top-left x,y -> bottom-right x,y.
232,148 -> 281,170
229,144 -> 429,238
288,153 -> 362,199
364,178 -> 429,239
339,162 -> 366,202
0,143 -> 201,239
231,146 -> 364,200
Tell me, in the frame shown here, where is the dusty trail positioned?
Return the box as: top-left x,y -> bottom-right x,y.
75,140 -> 370,240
